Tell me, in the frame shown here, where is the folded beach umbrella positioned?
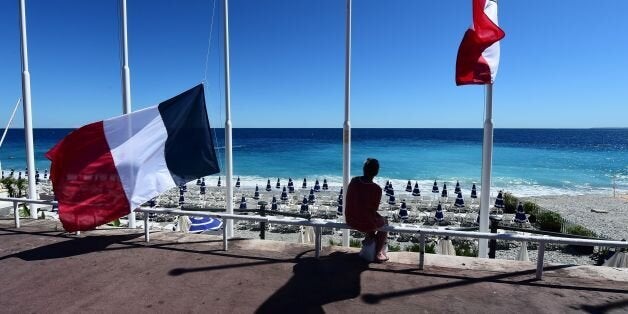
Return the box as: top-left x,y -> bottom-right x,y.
471,184 -> 477,199
454,192 -> 465,209
1,170 -> 4,179
179,185 -> 185,196
181,183 -> 187,193
514,202 -> 527,223
178,195 -> 185,206
18,171 -> 22,179
288,178 -> 295,193
217,177 -> 221,187
147,198 -> 156,208
196,178 -> 201,186
399,201 -> 409,221
339,187 -> 343,196
603,251 -> 628,268
517,242 -> 530,262
405,180 -> 412,192
302,178 -> 307,189
308,188 -> 316,204
275,178 -> 281,189
386,183 -> 395,197
271,196 -> 278,210
432,181 -> 439,194
314,179 -> 321,192
441,183 -> 448,198
188,216 -> 223,233
201,177 -> 205,186
200,184 -> 206,195
265,179 -> 272,191
254,185 -> 260,200
322,179 -> 329,190
412,182 -> 421,196
435,202 -> 445,223
10,169 -> 14,177
454,181 -> 461,194
494,190 -> 505,209
44,169 -> 48,179
35,170 -> 40,184
388,195 -> 396,205
438,237 -> 456,256
337,203 -> 343,215
337,193 -> 343,205
239,196 -> 247,209
300,196 -> 309,214
280,187 -> 289,202
235,176 -> 241,188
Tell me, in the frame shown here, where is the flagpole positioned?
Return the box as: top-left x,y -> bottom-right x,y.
478,83 -> 494,258
341,0 -> 352,247
18,0 -> 38,219
120,0 -> 135,228
223,0 -> 234,238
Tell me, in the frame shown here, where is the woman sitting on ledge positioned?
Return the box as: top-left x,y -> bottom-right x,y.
345,158 -> 388,262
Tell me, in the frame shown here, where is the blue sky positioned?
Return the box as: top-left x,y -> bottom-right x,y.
0,0 -> 627,129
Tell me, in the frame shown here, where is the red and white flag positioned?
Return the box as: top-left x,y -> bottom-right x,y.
46,85 -> 220,232
456,0 -> 505,85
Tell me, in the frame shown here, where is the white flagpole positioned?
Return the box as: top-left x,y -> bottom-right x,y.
478,83 -> 494,258
223,0 -> 234,238
341,0 -> 352,247
120,0 -> 135,228
18,0 -> 38,218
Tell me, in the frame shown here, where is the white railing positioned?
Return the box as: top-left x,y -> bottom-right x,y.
3,197 -> 628,280
137,207 -> 628,279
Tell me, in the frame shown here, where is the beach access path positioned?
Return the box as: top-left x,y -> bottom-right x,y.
1,218 -> 627,313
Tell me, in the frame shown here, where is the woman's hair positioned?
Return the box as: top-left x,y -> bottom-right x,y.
363,158 -> 379,178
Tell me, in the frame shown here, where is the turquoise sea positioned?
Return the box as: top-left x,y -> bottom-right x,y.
0,128 -> 626,197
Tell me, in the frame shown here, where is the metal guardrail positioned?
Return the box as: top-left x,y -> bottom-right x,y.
135,207 -> 628,280
3,197 -> 627,280
0,196 -> 57,229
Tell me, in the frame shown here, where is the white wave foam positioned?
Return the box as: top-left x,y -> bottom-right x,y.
195,175 -> 621,198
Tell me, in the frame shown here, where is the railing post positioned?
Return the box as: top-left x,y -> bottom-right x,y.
419,233 -> 425,270
223,220 -> 228,251
314,225 -> 322,259
144,213 -> 150,242
489,216 -> 501,259
259,203 -> 266,240
13,201 -> 19,228
536,240 -> 546,280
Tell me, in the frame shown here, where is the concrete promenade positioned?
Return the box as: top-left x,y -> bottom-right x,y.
1,218 -> 627,313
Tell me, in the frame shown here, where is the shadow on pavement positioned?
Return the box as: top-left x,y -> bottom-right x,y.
0,233 -> 142,261
255,251 -> 369,314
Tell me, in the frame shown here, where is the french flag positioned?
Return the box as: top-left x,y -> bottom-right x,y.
456,0 -> 505,85
46,84 -> 220,232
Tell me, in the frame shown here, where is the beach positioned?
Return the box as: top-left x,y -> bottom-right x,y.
4,178 -> 628,267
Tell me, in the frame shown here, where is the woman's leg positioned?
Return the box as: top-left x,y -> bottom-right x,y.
375,231 -> 388,260
374,214 -> 389,260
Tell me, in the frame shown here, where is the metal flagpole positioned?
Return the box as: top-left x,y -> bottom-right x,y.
341,0 -> 352,247
223,0 -> 234,238
18,0 -> 38,219
120,0 -> 135,228
478,83 -> 494,258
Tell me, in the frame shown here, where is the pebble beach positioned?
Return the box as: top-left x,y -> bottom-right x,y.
5,179 -> 627,266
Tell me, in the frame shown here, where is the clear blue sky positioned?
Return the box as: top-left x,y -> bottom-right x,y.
1,0 -> 627,129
